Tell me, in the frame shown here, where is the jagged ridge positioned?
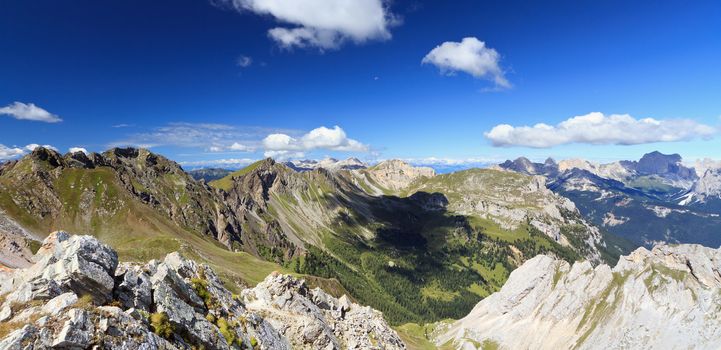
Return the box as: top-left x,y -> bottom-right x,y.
0,231 -> 405,349
438,243 -> 721,349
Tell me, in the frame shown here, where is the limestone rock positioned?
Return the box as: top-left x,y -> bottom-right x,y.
2,231 -> 118,305
0,232 -> 404,350
365,160 -> 435,191
243,273 -> 406,350
438,244 -> 721,350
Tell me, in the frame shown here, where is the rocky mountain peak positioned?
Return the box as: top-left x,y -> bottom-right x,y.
499,157 -> 536,173
499,156 -> 562,177
366,159 -> 435,191
29,146 -> 64,167
625,151 -> 697,179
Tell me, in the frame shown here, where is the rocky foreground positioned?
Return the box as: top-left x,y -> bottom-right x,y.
0,232 -> 405,349
438,243 -> 721,350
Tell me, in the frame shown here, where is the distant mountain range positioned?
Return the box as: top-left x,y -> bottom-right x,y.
497,151 -> 721,247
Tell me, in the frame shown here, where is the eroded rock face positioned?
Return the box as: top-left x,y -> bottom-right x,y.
242,273 -> 406,350
1,231 -> 118,305
0,232 -> 405,350
437,244 -> 721,350
365,160 -> 435,191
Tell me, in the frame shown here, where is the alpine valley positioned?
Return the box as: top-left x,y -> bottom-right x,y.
1,147 -> 720,349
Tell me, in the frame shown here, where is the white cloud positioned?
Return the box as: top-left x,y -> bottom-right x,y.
263,150 -> 306,160
0,145 -> 26,161
179,158 -> 258,168
485,112 -> 717,148
112,123 -> 291,150
422,37 -> 510,88
0,143 -> 56,161
262,126 -> 368,158
220,0 -> 395,49
236,55 -> 253,67
0,102 -> 62,123
68,147 -> 89,155
402,156 -> 502,166
209,142 -> 253,152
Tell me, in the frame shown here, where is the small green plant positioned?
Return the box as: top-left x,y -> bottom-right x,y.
217,317 -> 236,345
205,313 -> 216,323
191,277 -> 215,309
250,336 -> 258,349
75,294 -> 95,310
150,312 -> 174,339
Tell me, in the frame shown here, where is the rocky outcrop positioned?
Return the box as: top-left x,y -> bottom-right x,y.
438,244 -> 721,350
0,231 -> 404,350
681,168 -> 721,204
242,274 -> 405,350
0,209 -> 37,268
365,160 -> 435,191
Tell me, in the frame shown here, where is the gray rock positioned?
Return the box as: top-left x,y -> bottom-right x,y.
6,232 -> 118,304
0,233 -> 405,350
0,325 -> 37,350
52,309 -> 95,349
243,273 -> 406,350
114,263 -> 152,310
41,292 -> 78,315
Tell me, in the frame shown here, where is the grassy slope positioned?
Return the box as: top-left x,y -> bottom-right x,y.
208,160 -> 264,191
249,167 -> 584,325
0,164 -> 348,297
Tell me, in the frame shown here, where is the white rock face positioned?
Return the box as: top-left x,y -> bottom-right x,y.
243,273 -> 406,350
684,168 -> 721,204
0,231 -> 405,350
437,244 -> 721,350
365,160 -> 435,191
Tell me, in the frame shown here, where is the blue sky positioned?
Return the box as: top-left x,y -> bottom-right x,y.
1,0 -> 720,169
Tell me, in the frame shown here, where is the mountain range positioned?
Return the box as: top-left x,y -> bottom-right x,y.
0,147 -> 617,325
2,147 -> 720,349
497,151 -> 721,247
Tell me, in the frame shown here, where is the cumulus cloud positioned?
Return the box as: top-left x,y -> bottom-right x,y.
262,126 -> 368,158
422,37 -> 510,88
0,145 -> 27,161
484,112 -> 717,148
0,143 -> 56,161
0,102 -> 62,123
68,147 -> 89,155
236,55 -> 253,67
209,142 -> 253,152
219,0 -> 395,49
111,123 -> 289,151
179,158 -> 258,168
402,156 -> 502,166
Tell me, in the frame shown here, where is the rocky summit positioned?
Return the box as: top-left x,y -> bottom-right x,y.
437,243 -> 721,350
0,231 -> 405,350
